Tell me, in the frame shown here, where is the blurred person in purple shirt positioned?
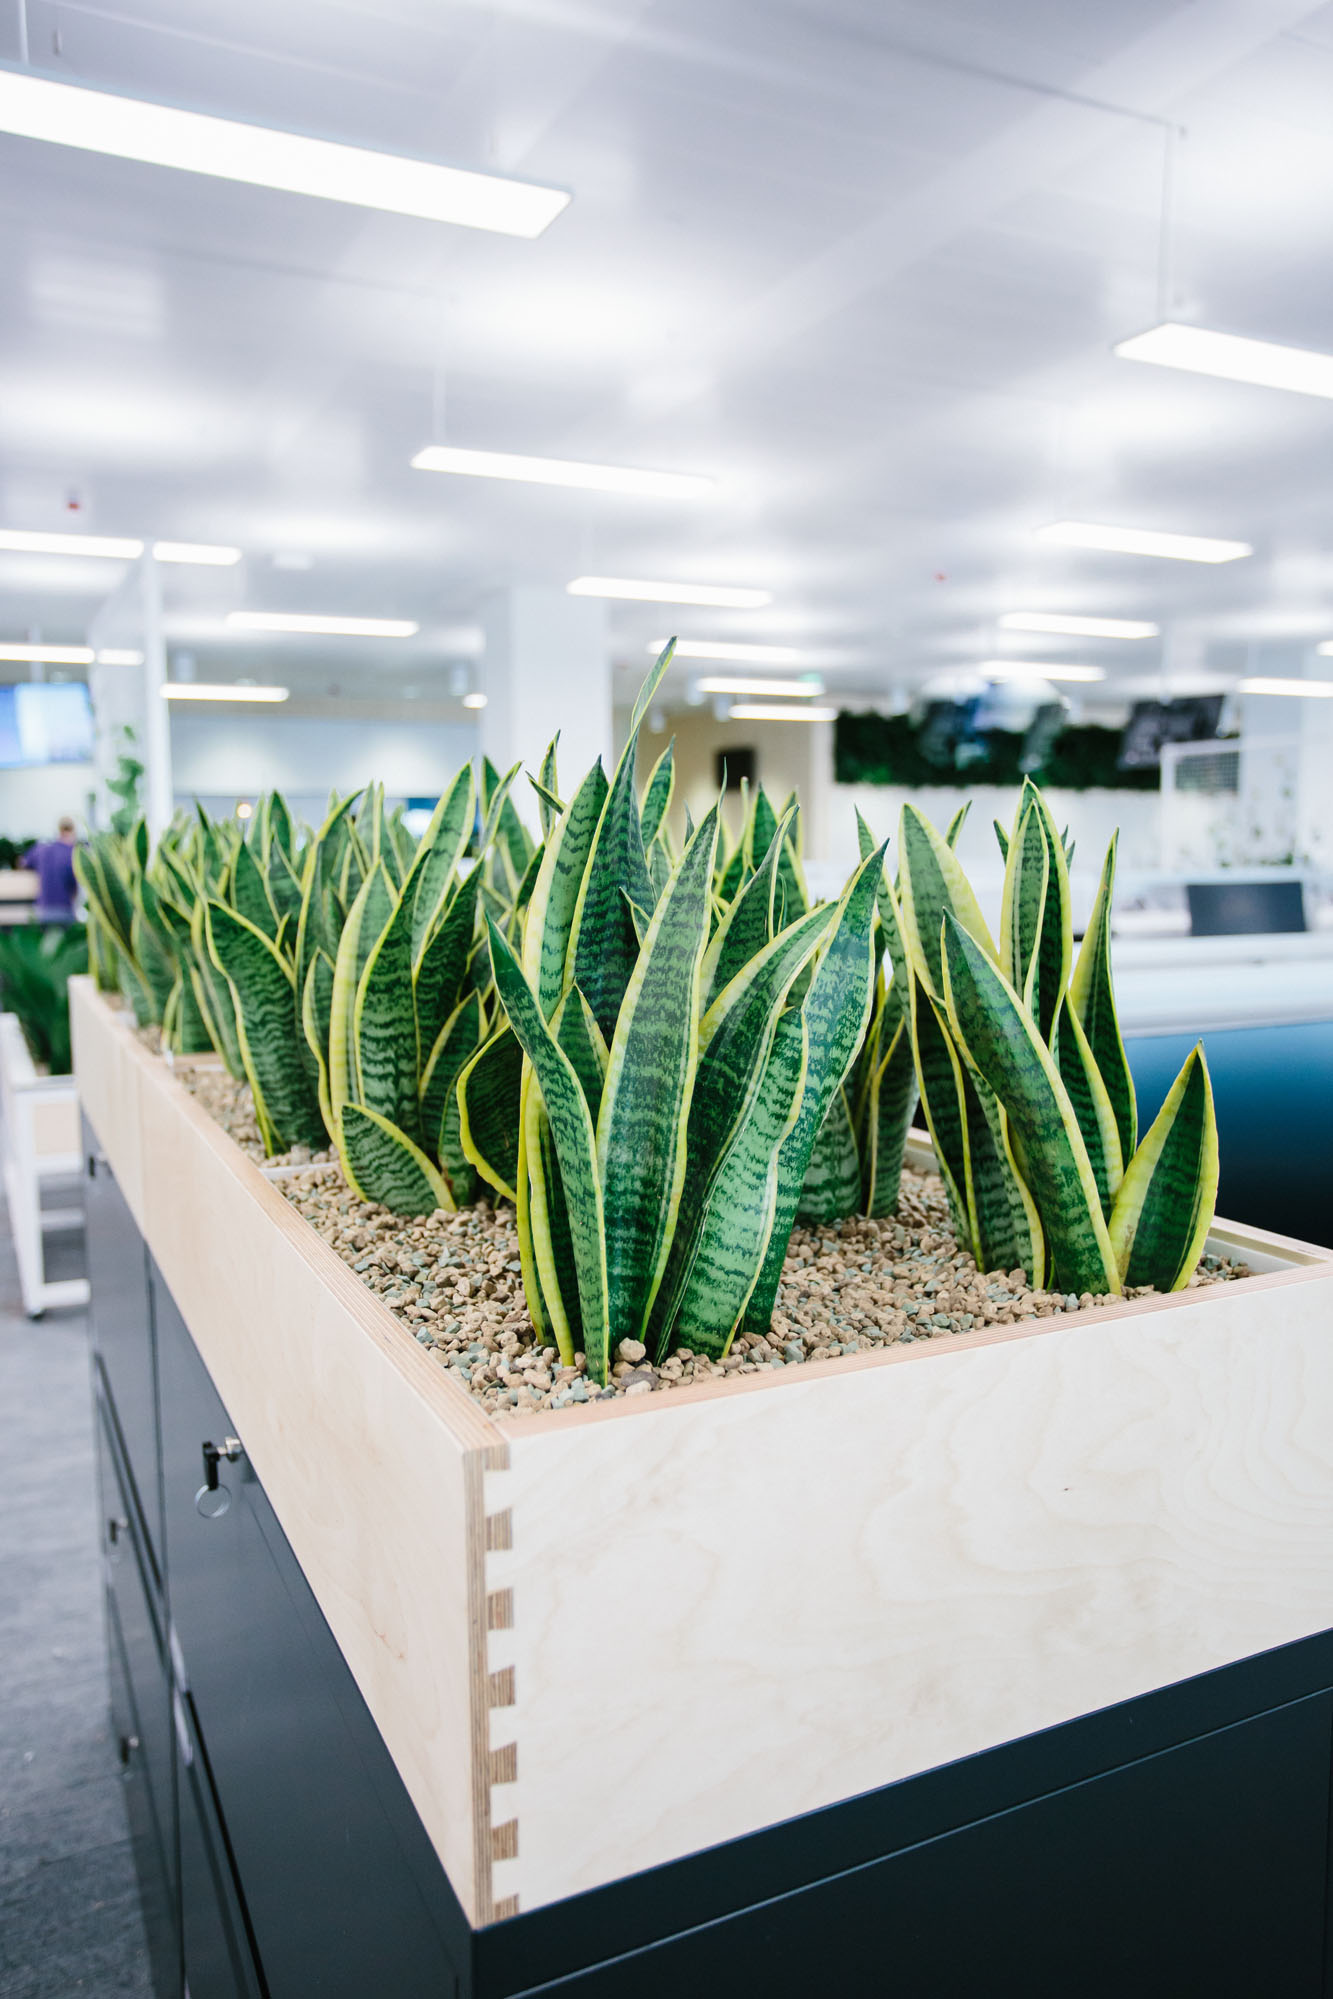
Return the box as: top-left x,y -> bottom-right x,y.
22,817 -> 79,924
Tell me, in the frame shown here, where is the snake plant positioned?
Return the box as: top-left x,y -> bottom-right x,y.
471,643 -> 884,1384
894,780 -> 1217,1295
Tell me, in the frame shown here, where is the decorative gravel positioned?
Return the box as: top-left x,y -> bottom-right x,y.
278,1164 -> 1251,1420
177,1067 -> 334,1170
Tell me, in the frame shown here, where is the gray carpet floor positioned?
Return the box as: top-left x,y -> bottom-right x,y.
0,1204 -> 154,1997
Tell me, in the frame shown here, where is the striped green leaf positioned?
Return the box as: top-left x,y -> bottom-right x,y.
1000,784 -> 1071,1045
1109,1045 -> 1218,1291
339,1103 -> 453,1216
524,1078 -> 583,1365
230,838 -> 279,940
946,801 -> 971,848
596,806 -> 720,1344
523,760 -> 610,1018
960,1063 -> 1044,1281
568,721 -> 661,1039
745,846 -> 884,1334
189,899 -> 243,1076
487,918 -> 610,1380
456,1022 -> 523,1204
993,818 -> 1009,862
640,739 -> 675,847
897,803 -> 996,1003
1070,832 -> 1137,1164
407,765 -> 476,957
514,1071 -> 560,1358
862,1017 -> 918,1219
301,951 -> 335,1136
700,806 -> 793,1007
327,863 -> 396,1129
354,886 -> 421,1142
907,976 -> 969,1241
671,1006 -> 809,1359
206,901 -> 324,1154
797,1088 -> 861,1223
940,914 -> 1119,1296
413,868 -> 482,1048
419,990 -> 483,1159
1052,1001 -> 1123,1215
552,985 -> 608,1123
535,735 -> 562,839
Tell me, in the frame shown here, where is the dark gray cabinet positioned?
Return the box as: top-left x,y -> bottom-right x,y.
86,1120 -> 1333,1999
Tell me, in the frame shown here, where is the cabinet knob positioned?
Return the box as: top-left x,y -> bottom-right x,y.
107,1516 -> 129,1546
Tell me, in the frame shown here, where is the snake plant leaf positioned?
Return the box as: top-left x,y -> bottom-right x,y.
551,985 -> 608,1122
1109,1045 -> 1218,1292
206,901 -> 325,1154
855,808 -> 908,988
301,951 -> 335,1134
267,844 -> 304,926
596,806 -> 720,1344
1052,1001 -> 1123,1215
456,1021 -> 523,1203
568,724 -> 660,1040
1000,784 -> 1071,1045
523,1078 -> 585,1365
939,914 -> 1119,1296
671,1006 -> 809,1359
514,1072 -> 559,1356
129,900 -> 174,1019
522,759 -> 610,1019
406,764 -> 476,957
639,739 -> 675,847
744,846 -> 884,1333
746,786 -> 780,871
993,818 -> 1010,863
960,1063 -> 1044,1281
648,901 -> 834,1355
327,862 -> 396,1129
797,1088 -> 861,1223
946,801 -> 971,848
114,941 -> 156,1029
534,734 -> 563,840
700,806 -> 793,1007
353,888 -> 421,1144
623,891 -> 652,951
189,961 -> 241,1076
419,990 -> 484,1158
647,839 -> 672,901
715,841 -> 746,904
413,868 -> 482,1048
168,967 -> 214,1055
230,838 -> 280,940
910,974 -> 996,1261
487,917 -> 611,1380
1070,831 -> 1137,1164
897,803 -> 996,1003
861,1017 -> 919,1219
339,1103 -> 453,1216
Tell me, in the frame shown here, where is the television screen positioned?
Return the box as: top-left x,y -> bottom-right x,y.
1118,695 -> 1225,770
0,683 -> 94,767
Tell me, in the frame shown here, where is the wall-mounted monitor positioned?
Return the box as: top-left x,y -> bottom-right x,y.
1118,695 -> 1225,771
0,683 -> 94,767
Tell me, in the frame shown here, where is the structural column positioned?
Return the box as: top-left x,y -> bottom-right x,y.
476,588 -> 611,819
87,555 -> 172,836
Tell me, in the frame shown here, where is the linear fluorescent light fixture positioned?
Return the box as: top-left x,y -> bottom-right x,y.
0,68 -> 568,237
1000,612 -> 1158,639
153,540 -> 242,565
413,445 -> 711,499
226,612 -> 418,637
697,676 -> 825,698
462,691 -> 488,710
1238,677 -> 1333,699
1036,521 -> 1251,564
96,648 -> 144,666
648,638 -> 803,664
163,682 -> 289,702
980,660 -> 1106,683
0,527 -> 143,558
0,642 -> 94,664
569,577 -> 771,608
728,703 -> 837,723
1317,643 -> 1333,658
1115,322 -> 1333,399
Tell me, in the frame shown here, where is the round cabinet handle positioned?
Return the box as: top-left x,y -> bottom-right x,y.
195,1436 -> 243,1518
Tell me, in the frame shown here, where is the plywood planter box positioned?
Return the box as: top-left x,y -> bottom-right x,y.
71,975 -> 1333,1929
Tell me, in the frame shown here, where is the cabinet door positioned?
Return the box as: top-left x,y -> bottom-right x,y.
155,1262 -> 466,1998
104,1583 -> 180,1999
97,1390 -> 175,1892
85,1129 -> 163,1584
559,1692 -> 1333,1998
174,1691 -> 263,1999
